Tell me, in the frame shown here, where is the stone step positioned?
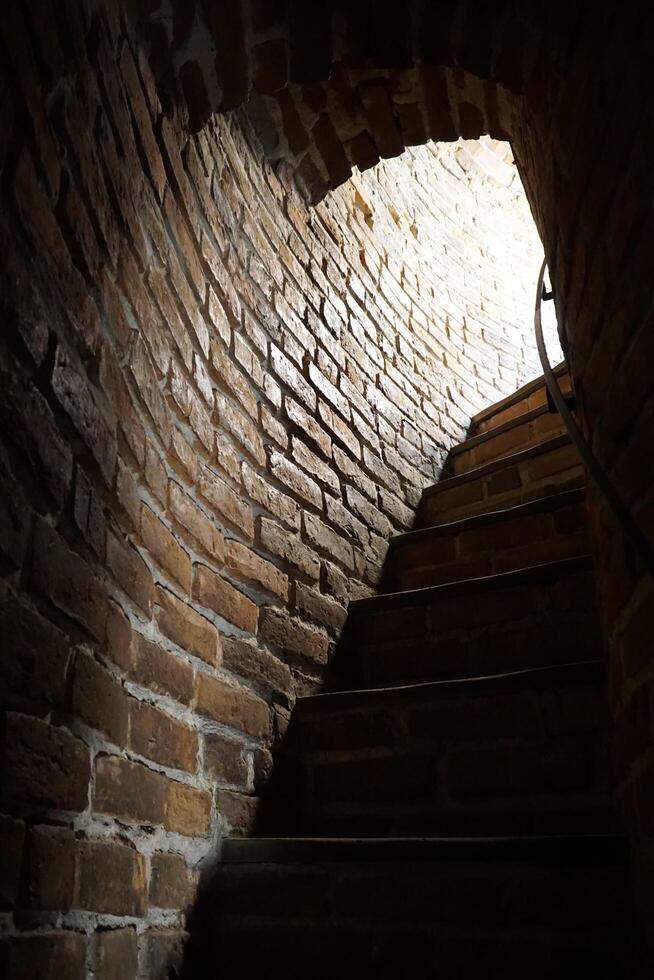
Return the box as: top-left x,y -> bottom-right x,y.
471,363 -> 570,436
382,488 -> 588,592
418,433 -> 583,526
265,662 -> 613,838
335,555 -> 600,688
449,403 -> 567,476
200,835 -> 635,979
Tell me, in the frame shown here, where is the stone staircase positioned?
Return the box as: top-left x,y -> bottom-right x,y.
189,370 -> 638,979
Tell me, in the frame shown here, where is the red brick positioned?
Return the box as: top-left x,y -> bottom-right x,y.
199,463 -> 254,538
32,520 -> 107,640
155,587 -> 221,665
224,539 -> 289,600
94,754 -> 167,826
164,781 -> 212,837
52,344 -> 116,485
0,589 -> 70,707
129,634 -> 195,704
95,928 -> 139,980
144,929 -> 186,980
259,606 -> 329,667
221,635 -> 293,700
106,531 -> 155,617
129,699 -> 198,772
4,713 -> 90,811
168,481 -> 226,561
2,932 -> 86,980
26,825 -> 76,910
76,838 -> 146,916
149,851 -> 196,908
71,649 -> 130,746
216,789 -> 258,836
194,671 -> 269,737
140,504 -> 192,591
193,563 -> 258,632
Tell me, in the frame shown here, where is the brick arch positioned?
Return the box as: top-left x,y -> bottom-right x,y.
139,1 -> 559,201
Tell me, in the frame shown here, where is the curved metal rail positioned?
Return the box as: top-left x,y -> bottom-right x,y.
535,258 -> 654,577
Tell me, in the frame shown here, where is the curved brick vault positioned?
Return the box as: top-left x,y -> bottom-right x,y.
139,0 -> 552,202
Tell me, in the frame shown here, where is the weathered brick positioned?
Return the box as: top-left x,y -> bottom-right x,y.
129,699 -> 198,772
76,838 -> 146,916
95,928 -> 139,980
144,929 -> 186,980
259,517 -> 320,580
216,789 -> 258,837
155,587 -> 220,665
199,463 -> 254,539
52,344 -> 116,485
0,589 -> 70,707
4,712 -> 90,811
106,531 -> 156,617
2,932 -> 86,980
71,649 -> 130,746
149,851 -> 196,909
194,672 -> 269,737
259,607 -> 329,667
32,520 -> 107,639
26,825 -> 76,910
221,635 -> 293,700
141,504 -> 193,592
270,451 -> 322,509
225,539 -> 289,600
0,356 -> 73,507
94,754 -> 167,826
193,563 -> 259,632
243,464 -> 301,529
164,782 -> 212,837
168,481 -> 226,561
129,634 -> 195,704
303,511 -> 355,570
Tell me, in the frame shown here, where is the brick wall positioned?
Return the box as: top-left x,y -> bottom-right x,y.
510,2 -> 654,946
0,3 -> 547,976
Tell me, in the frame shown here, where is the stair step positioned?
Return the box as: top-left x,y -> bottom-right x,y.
336,556 -> 600,687
418,433 -> 583,525
266,662 -> 612,838
220,832 -> 628,865
472,363 -> 570,436
205,835 -> 635,980
449,403 -> 566,476
382,488 -> 588,592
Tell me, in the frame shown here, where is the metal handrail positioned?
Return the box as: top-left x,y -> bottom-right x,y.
535,257 -> 654,578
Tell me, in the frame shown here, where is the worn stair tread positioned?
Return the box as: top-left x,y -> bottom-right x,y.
220,833 -> 628,866
389,488 -> 586,553
295,659 -> 603,715
350,553 -> 593,615
450,402 -> 564,459
471,363 -> 568,431
422,433 -> 574,501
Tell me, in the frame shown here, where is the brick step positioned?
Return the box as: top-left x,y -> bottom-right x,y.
449,403 -> 566,476
418,433 -> 583,526
381,488 -> 588,592
202,835 -> 635,980
335,555 -> 600,687
264,662 -> 613,838
471,363 -> 570,436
